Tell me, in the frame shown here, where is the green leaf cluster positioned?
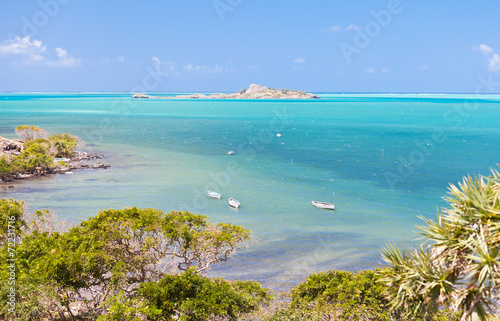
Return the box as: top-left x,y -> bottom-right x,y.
1,126 -> 82,179
380,169 -> 500,321
264,269 -> 394,321
0,198 -> 25,246
0,139 -> 54,180
290,269 -> 391,320
135,268 -> 270,321
0,202 -> 264,320
49,133 -> 79,158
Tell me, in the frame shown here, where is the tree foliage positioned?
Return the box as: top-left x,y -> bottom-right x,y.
0,198 -> 26,246
380,169 -> 500,321
135,268 -> 270,321
262,269 -> 396,321
15,125 -> 49,141
0,202 -> 262,320
1,127 -> 82,180
0,139 -> 54,180
16,139 -> 54,173
49,133 -> 80,158
290,270 -> 392,320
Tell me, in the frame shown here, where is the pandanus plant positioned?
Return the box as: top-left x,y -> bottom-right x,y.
379,169 -> 500,321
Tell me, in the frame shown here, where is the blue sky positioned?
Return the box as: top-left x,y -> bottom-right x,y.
0,0 -> 499,92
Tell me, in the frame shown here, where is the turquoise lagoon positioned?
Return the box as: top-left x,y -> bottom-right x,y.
1,93 -> 500,289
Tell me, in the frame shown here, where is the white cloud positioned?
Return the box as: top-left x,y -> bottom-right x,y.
319,25 -> 341,32
246,65 -> 258,71
30,54 -> 44,62
183,63 -> 224,74
476,44 -> 494,56
0,36 -> 81,67
417,64 -> 429,70
46,47 -> 81,67
150,57 -> 178,76
103,56 -> 125,64
0,36 -> 46,56
475,44 -> 500,71
294,58 -> 306,64
489,54 -> 500,71
366,68 -> 391,74
320,24 -> 362,33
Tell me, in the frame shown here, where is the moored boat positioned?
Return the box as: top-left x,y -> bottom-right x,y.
208,190 -> 221,199
229,198 -> 240,208
312,201 -> 335,210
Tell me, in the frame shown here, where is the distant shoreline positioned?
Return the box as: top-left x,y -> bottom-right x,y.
132,84 -> 320,100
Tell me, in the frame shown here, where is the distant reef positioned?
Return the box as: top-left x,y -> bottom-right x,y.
132,84 -> 320,100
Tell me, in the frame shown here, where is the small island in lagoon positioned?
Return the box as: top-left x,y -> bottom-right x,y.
132,83 -> 320,99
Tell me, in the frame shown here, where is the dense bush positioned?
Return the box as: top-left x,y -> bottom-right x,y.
15,139 -> 53,173
0,199 -> 25,246
49,133 -> 79,158
0,138 -> 54,179
135,268 -> 270,320
0,155 -> 20,180
263,269 -> 394,321
1,127 -> 82,179
0,202 -> 266,320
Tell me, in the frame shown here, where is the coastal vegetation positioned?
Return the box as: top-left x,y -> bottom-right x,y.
1,170 -> 500,320
0,126 -> 81,181
0,202 -> 270,320
379,169 -> 500,321
261,269 -> 399,320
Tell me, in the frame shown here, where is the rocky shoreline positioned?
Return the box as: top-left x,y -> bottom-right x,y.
1,135 -> 111,185
1,151 -> 110,184
132,84 -> 320,100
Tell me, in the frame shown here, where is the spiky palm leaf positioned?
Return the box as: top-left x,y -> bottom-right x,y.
380,169 -> 500,321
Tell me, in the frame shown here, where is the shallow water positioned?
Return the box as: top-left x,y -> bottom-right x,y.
1,93 -> 500,289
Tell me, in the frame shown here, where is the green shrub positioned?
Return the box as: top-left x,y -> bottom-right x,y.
0,155 -> 21,180
15,149 -> 53,173
137,268 -> 270,321
263,270 -> 396,321
0,128 -> 84,177
0,204 -> 255,319
291,269 -> 393,320
49,133 -> 79,158
0,198 -> 26,246
15,125 -> 49,140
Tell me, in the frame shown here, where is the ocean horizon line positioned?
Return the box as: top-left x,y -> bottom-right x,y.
1,91 -> 500,96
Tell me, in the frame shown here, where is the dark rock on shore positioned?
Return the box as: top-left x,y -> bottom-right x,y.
1,150 -> 110,183
0,136 -> 23,155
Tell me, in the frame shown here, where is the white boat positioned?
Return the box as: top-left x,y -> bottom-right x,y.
227,150 -> 234,155
229,198 -> 240,208
312,201 -> 335,210
208,190 -> 221,199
